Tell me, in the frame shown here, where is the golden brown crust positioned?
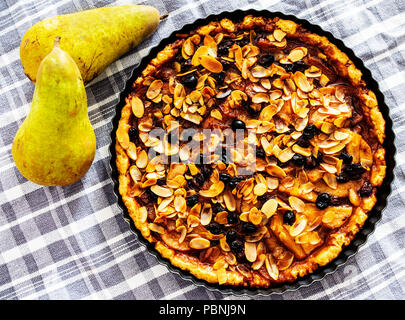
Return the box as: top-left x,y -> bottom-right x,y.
115,15 -> 386,287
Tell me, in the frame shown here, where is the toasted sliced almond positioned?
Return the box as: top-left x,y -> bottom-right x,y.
245,242 -> 257,262
148,223 -> 165,234
146,80 -> 163,100
289,196 -> 305,212
265,254 -> 279,280
131,96 -> 144,118
293,71 -> 313,92
189,238 -> 211,249
261,199 -> 278,218
136,150 -> 148,169
191,45 -> 209,66
199,55 -> 223,73
150,185 -> 173,198
251,66 -> 271,78
129,165 -> 142,182
273,29 -> 287,42
253,183 -> 267,196
199,181 -> 225,198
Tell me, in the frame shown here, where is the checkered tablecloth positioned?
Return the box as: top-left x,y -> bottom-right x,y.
0,0 -> 404,300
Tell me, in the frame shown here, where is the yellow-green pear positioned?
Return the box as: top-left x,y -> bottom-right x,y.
20,5 -> 160,85
12,38 -> 96,186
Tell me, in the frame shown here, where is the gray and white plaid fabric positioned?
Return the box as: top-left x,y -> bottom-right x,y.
0,0 -> 404,300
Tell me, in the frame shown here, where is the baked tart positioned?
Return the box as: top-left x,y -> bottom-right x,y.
115,15 -> 386,287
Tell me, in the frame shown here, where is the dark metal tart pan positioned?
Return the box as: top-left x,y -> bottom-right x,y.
108,9 -> 395,296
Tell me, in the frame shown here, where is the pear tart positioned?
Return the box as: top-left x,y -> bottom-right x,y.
115,15 -> 386,287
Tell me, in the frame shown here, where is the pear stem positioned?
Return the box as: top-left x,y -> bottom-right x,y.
54,36 -> 61,48
160,13 -> 168,20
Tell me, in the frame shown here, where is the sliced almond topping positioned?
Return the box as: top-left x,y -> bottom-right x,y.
129,165 -> 142,182
252,93 -> 270,104
293,71 -> 313,92
127,142 -> 138,161
191,45 -> 209,66
148,223 -> 165,234
189,238 -> 210,249
131,96 -> 144,118
289,218 -> 307,237
323,172 -> 337,189
288,47 -> 307,62
289,196 -> 305,212
200,204 -> 212,226
150,185 -> 173,198
278,148 -> 295,163
265,254 -> 279,280
251,66 -> 271,78
174,195 -> 186,212
199,181 -> 225,198
138,206 -> 148,223
252,253 -> 266,270
261,199 -> 278,218
146,80 -> 163,100
199,55 -> 223,73
245,242 -> 257,262
182,38 -> 194,58
249,208 -> 263,225
273,29 -> 287,42
253,183 -> 267,196
266,164 -> 287,178
136,150 -> 148,169
216,268 -> 227,285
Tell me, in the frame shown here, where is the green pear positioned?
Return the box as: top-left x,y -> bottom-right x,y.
20,5 -> 160,85
12,38 -> 96,186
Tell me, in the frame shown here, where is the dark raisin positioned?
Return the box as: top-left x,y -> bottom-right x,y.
146,188 -> 158,202
315,152 -> 324,164
220,58 -> 233,70
186,194 -> 199,207
219,173 -> 231,184
229,176 -> 244,190
226,230 -> 237,244
283,63 -> 295,73
236,36 -> 249,47
231,119 -> 246,131
339,152 -> 353,164
296,138 -> 310,148
241,222 -> 257,234
359,181 -> 373,197
316,193 -> 331,210
304,156 -> 317,169
283,210 -> 296,225
128,127 -> 137,142
292,60 -> 308,72
277,158 -> 290,168
182,73 -> 198,89
230,240 -> 244,254
201,165 -> 212,180
227,213 -> 238,225
156,178 -> 166,186
336,173 -> 349,183
343,163 -> 366,180
194,173 -> 205,187
329,196 -> 343,206
292,153 -> 306,166
302,124 -> 320,140
257,193 -> 270,202
206,222 -> 223,235
213,204 -> 226,213
255,148 -> 266,159
211,72 -> 225,84
217,40 -> 233,56
258,54 -> 274,67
